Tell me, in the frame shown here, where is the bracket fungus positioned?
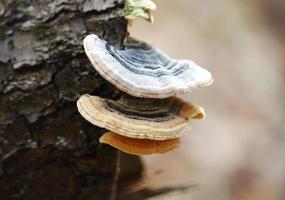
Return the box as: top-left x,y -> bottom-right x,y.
77,94 -> 205,140
78,11 -> 213,154
124,0 -> 156,23
83,34 -> 213,98
99,132 -> 180,155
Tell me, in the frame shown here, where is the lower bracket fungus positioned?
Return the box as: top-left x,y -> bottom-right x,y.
99,132 -> 181,155
77,94 -> 205,140
83,34 -> 213,99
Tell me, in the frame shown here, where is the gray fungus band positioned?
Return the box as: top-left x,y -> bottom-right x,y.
83,34 -> 213,98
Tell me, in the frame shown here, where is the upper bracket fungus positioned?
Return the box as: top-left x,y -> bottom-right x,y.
124,0 -> 156,23
83,34 -> 213,99
77,94 -> 205,140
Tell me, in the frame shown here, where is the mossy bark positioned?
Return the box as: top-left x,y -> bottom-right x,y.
0,0 -> 127,199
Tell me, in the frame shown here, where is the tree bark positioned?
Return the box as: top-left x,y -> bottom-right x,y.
0,0 -> 127,199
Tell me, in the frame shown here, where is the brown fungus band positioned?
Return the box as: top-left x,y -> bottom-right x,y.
77,94 -> 205,140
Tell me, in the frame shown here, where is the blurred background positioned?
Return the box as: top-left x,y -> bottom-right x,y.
118,0 -> 285,199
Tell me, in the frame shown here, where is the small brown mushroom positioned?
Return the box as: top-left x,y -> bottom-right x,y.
99,132 -> 180,155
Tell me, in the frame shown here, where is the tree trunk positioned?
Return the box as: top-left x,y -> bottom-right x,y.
0,0 -> 127,199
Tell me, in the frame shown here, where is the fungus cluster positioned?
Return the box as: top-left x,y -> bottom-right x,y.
77,1 -> 213,155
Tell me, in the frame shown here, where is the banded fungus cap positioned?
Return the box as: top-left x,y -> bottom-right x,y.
125,0 -> 157,23
83,34 -> 213,99
77,94 -> 205,140
99,132 -> 180,155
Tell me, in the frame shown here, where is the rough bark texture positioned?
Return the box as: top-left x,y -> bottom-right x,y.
0,0 -> 127,199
